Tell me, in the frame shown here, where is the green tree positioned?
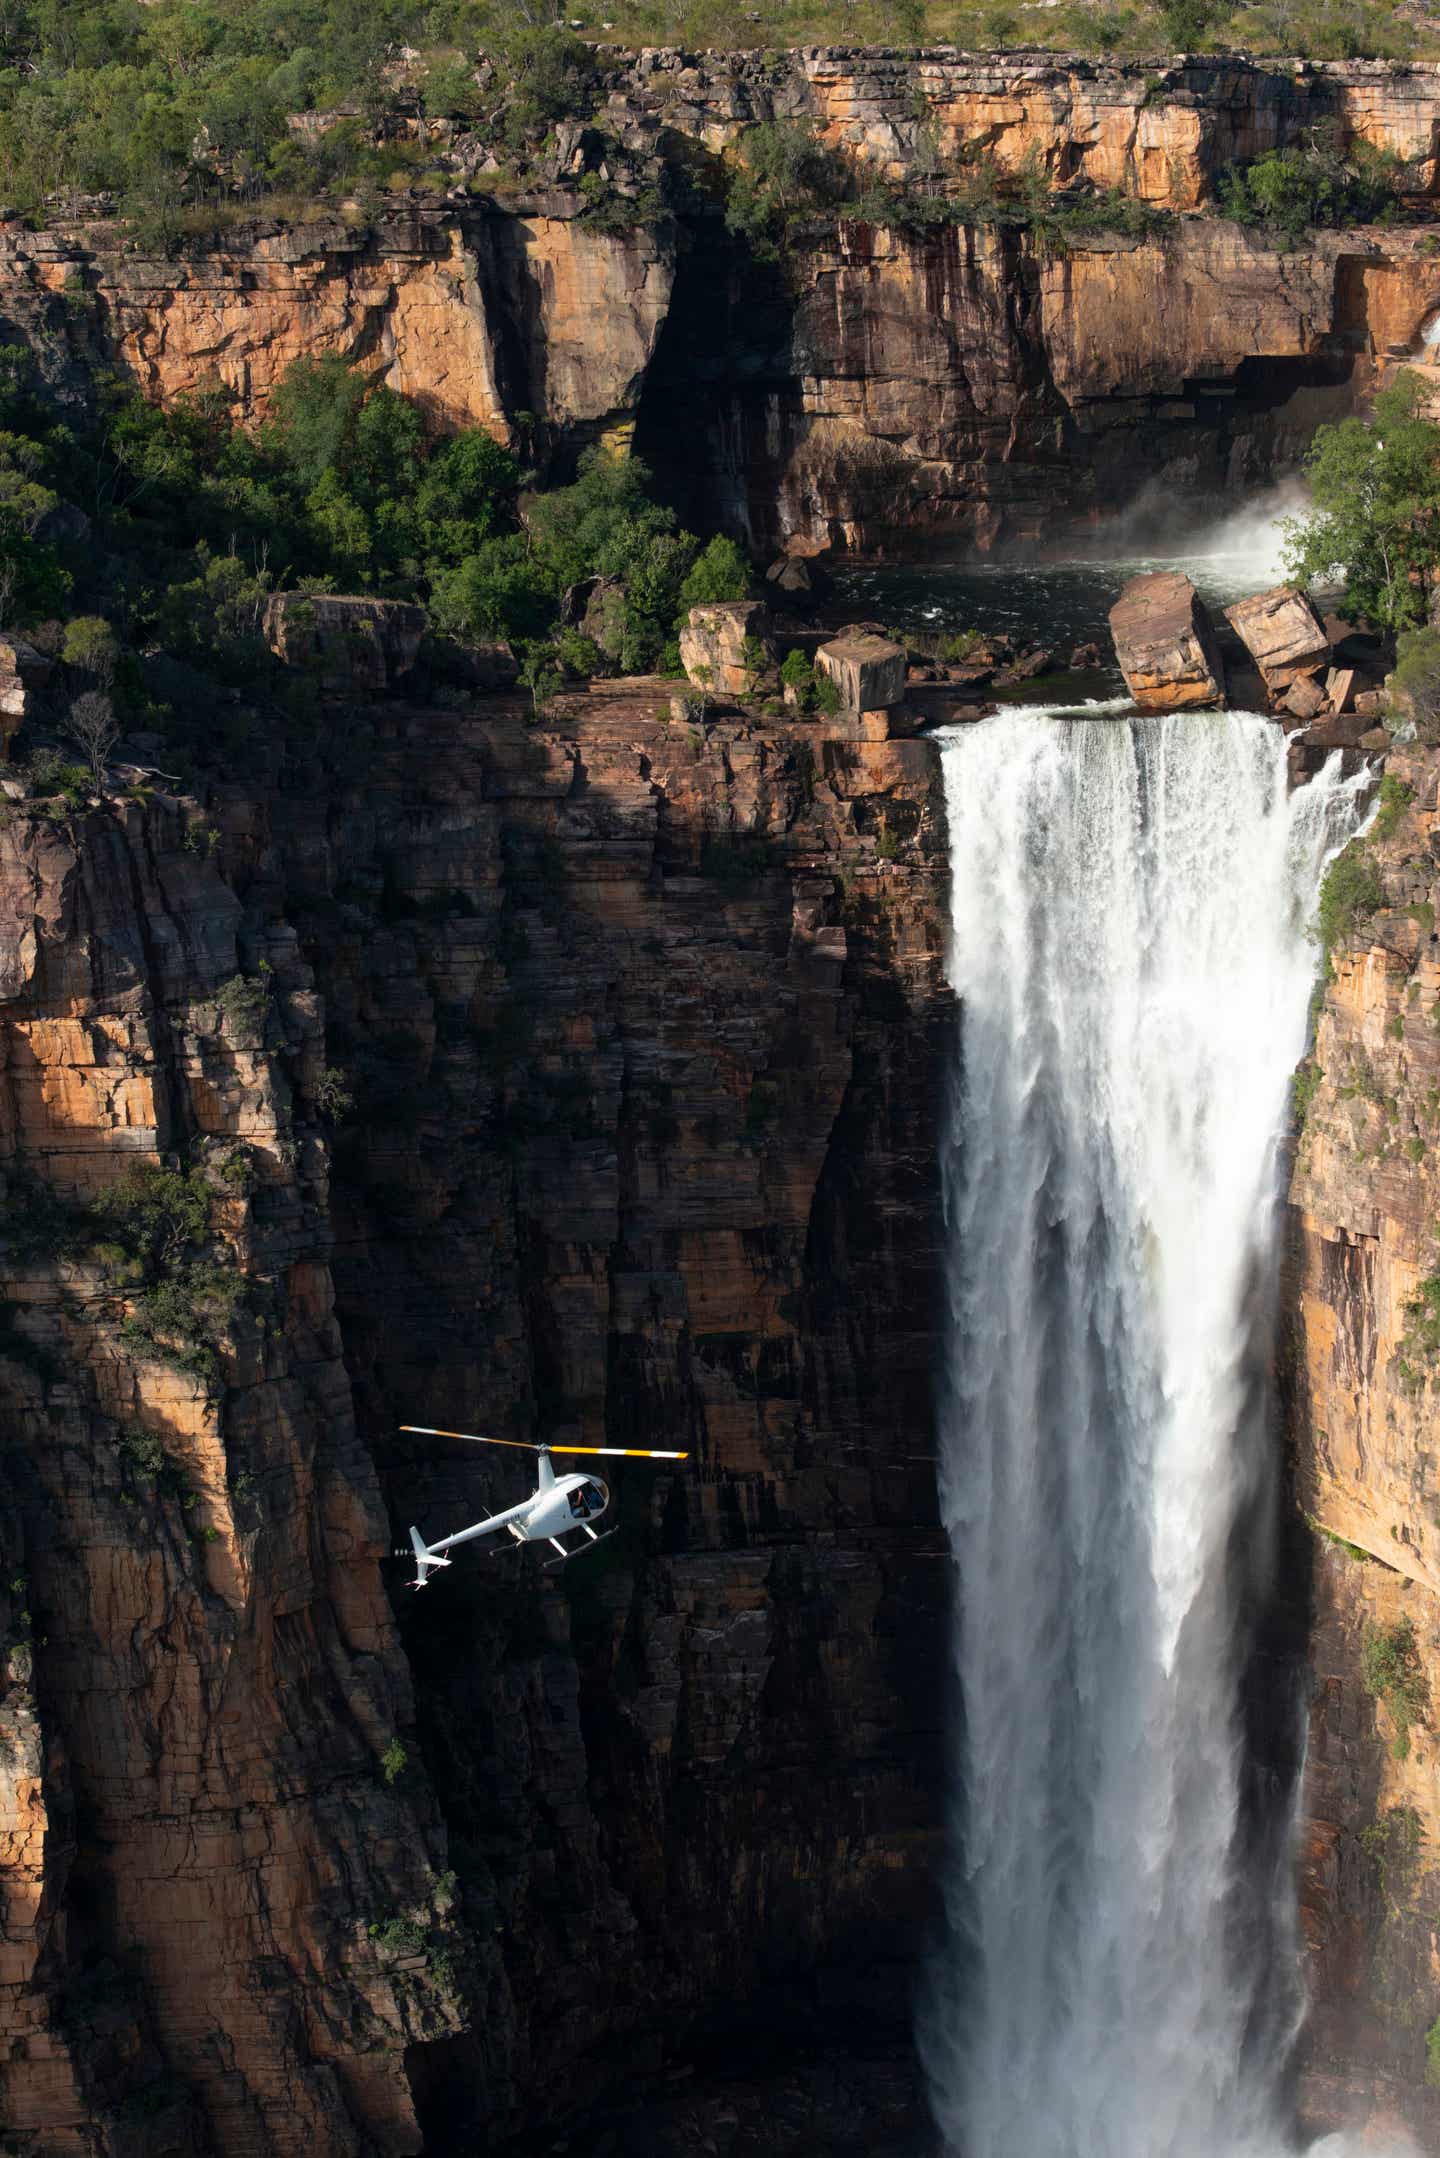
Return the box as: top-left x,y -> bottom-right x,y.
266,354 -> 369,492
414,430 -> 521,566
428,535 -> 554,644
1284,371 -> 1440,632
677,534 -> 751,612
524,446 -> 675,600
1155,0 -> 1221,45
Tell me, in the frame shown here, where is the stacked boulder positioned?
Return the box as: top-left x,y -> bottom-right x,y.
679,601 -> 772,696
1108,574 -> 1388,757
1223,587 -> 1332,716
814,633 -> 907,733
1108,572 -> 1226,713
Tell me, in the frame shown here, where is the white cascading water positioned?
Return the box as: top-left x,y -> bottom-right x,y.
924,704 -> 1376,2158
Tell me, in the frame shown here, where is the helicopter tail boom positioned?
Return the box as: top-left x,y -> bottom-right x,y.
408,1525 -> 451,1589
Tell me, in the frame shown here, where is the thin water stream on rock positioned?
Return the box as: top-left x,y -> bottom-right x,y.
926,706 -> 1375,2158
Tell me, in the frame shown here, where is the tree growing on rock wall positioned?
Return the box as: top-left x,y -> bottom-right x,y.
62,690 -> 118,793
1284,371 -> 1440,633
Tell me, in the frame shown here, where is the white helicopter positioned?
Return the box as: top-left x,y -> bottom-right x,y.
398,1425 -> 688,1584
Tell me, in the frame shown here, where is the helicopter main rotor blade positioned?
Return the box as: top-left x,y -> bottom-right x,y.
399,1426 -> 688,1460
548,1445 -> 689,1459
399,1425 -> 542,1449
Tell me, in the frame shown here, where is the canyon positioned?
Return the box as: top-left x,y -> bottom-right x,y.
3,42 -> 1440,2158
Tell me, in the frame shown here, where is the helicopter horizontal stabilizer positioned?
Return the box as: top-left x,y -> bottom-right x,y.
408,1525 -> 451,1589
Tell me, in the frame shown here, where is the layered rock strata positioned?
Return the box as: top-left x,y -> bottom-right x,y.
1283,739 -> 1440,2144
595,49 -> 1440,208
10,61 -> 1440,554
0,676 -> 953,2152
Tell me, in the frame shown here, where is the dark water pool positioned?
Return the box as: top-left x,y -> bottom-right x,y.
828,498 -> 1303,675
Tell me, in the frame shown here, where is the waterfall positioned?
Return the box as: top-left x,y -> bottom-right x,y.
925,706 -> 1372,2158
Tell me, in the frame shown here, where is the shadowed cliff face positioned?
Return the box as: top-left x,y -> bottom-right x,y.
633,215 -> 1414,555
0,804 -> 457,2157
1281,741 -> 1440,2146
0,683 -> 952,2152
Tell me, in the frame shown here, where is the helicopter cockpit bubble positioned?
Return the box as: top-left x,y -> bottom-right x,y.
568,1479 -> 608,1519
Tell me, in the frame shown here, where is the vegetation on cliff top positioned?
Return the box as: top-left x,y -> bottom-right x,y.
0,1 -> 1425,235
0,341 -> 749,770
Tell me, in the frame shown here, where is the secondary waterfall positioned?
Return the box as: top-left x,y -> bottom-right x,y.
925,707 -> 1370,2158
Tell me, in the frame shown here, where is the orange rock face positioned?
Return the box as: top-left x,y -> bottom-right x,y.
10,206 -> 673,441
1283,741 -> 1440,2141
9,63 -> 1440,558
617,50 -> 1440,205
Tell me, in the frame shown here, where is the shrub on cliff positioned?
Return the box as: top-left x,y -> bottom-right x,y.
725,122 -> 852,255
1388,628 -> 1440,745
1218,133 -> 1406,236
1316,841 -> 1386,953
1361,1617 -> 1429,1759
91,1164 -> 241,1385
1285,372 -> 1440,633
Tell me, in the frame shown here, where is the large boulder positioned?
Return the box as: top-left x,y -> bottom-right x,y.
815,632 -> 906,712
679,601 -> 771,696
1223,585 -> 1329,697
263,594 -> 426,694
1108,572 -> 1225,713
765,553 -> 832,610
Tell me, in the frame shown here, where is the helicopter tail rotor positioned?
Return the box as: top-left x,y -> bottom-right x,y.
407,1524 -> 451,1590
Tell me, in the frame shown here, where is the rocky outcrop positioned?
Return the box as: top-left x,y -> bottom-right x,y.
0,637 -> 52,754
1109,570 -> 1225,712
1283,740 -> 1440,2142
678,598 -> 771,691
816,632 -> 906,712
263,593 -> 427,692
0,676 -> 954,2152
598,49 -> 1440,207
9,67 -> 1440,554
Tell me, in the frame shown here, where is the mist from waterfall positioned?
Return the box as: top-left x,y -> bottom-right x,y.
924,707 -> 1374,2158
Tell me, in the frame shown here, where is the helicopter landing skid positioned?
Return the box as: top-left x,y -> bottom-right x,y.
543,1523 -> 619,1569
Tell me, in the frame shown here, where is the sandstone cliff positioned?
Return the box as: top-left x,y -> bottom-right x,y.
0,679 -> 952,2152
10,57 -> 1440,558
1284,740 -> 1440,2145
599,49 -> 1440,208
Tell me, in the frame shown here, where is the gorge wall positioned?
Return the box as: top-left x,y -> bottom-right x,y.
1283,736 -> 1440,2148
5,44 -> 1440,2158
11,52 -> 1440,556
0,678 -> 952,2154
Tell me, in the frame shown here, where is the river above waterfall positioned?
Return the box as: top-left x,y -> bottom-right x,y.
830,495 -> 1306,677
